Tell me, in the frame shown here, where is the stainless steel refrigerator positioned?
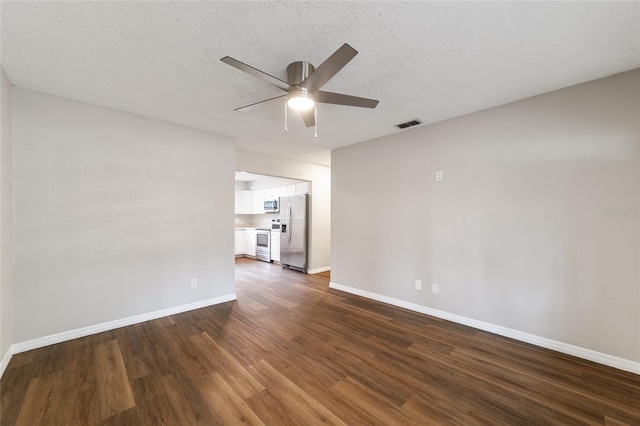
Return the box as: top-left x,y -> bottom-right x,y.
279,194 -> 308,273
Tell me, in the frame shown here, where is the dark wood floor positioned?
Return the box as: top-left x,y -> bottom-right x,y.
1,258 -> 639,425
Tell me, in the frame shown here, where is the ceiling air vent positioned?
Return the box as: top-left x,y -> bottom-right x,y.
395,119 -> 422,129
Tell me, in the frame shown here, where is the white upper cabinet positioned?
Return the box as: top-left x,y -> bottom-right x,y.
235,190 -> 252,214
252,189 -> 264,214
263,186 -> 279,201
295,182 -> 310,195
235,181 -> 312,216
234,191 -> 241,214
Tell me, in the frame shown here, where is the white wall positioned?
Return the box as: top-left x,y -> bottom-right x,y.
235,181 -> 249,190
12,89 -> 236,343
236,148 -> 330,272
332,70 -> 640,364
0,68 -> 14,365
247,176 -> 303,190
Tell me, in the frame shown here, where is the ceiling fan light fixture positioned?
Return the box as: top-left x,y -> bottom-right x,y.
287,89 -> 315,111
221,44 -> 378,128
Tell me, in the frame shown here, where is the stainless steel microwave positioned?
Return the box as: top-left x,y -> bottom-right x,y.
264,198 -> 279,213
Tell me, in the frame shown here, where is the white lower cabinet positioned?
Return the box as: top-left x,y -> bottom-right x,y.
271,232 -> 280,262
235,228 -> 256,257
234,229 -> 246,255
245,228 -> 257,257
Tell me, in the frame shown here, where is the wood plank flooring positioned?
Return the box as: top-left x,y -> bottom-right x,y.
1,257 -> 639,424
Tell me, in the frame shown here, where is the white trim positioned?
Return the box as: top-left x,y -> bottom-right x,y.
329,282 -> 640,375
10,294 -> 237,355
0,346 -> 14,379
308,266 -> 331,274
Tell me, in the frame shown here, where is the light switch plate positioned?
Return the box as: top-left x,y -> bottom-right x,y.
435,171 -> 443,182
432,283 -> 439,294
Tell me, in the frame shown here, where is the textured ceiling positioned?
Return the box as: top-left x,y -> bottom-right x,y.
2,2 -> 639,166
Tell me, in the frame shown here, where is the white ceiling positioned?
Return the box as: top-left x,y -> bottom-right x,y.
2,2 -> 639,166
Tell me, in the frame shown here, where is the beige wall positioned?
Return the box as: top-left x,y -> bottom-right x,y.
12,89 -> 236,343
1,68 -> 14,363
236,148 -> 331,272
332,70 -> 640,363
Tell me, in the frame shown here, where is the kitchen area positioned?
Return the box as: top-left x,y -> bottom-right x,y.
235,172 -> 311,273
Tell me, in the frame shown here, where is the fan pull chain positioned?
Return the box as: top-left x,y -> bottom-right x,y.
284,102 -> 288,133
314,106 -> 318,138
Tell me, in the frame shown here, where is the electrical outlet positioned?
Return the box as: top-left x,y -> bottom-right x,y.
415,279 -> 422,290
435,171 -> 443,182
432,283 -> 439,294
191,278 -> 198,289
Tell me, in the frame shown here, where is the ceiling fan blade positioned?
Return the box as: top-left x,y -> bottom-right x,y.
300,44 -> 358,92
316,91 -> 379,108
300,108 -> 316,128
234,94 -> 286,111
221,56 -> 292,92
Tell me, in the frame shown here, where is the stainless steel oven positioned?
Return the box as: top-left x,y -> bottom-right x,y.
255,229 -> 271,262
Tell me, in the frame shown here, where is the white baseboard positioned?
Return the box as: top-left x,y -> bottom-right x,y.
329,282 -> 640,375
0,346 -> 14,379
308,266 -> 331,274
9,293 -> 237,356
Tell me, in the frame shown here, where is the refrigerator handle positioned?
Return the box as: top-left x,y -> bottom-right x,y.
288,204 -> 292,243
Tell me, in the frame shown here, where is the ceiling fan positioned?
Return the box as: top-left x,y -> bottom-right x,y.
221,43 -> 379,134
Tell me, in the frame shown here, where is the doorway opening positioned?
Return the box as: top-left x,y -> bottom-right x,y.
234,171 -> 311,274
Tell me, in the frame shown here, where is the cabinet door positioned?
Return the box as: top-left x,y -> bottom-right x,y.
264,187 -> 277,200
234,230 -> 246,255
245,229 -> 257,256
240,190 -> 252,214
295,182 -> 310,195
234,191 -> 241,214
271,233 -> 280,262
252,190 -> 264,214
286,184 -> 296,196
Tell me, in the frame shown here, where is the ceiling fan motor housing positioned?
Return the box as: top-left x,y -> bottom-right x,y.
287,61 -> 315,85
